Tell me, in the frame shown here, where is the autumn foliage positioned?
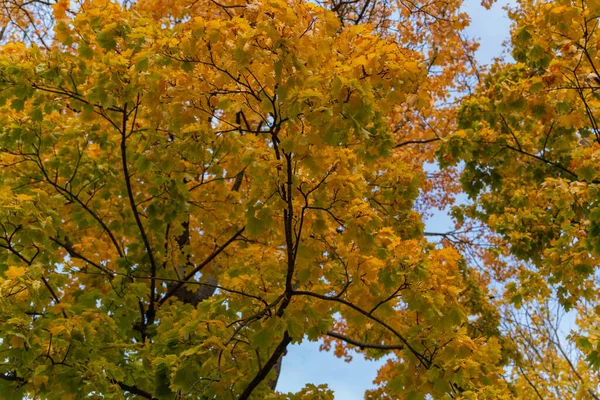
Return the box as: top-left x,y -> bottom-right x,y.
0,0 -> 598,398
442,0 -> 600,397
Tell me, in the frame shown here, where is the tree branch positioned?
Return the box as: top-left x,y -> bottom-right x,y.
293,289 -> 430,367
0,371 -> 25,382
119,104 -> 159,324
159,227 -> 246,305
326,330 -> 405,351
109,378 -> 157,400
394,137 -> 440,148
239,331 -> 291,400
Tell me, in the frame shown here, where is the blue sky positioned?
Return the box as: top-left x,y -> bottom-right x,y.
276,0 -> 514,397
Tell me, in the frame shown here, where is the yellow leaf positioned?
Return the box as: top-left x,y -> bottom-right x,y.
404,61 -> 420,74
49,325 -> 67,335
52,0 -> 69,19
204,319 -> 226,329
16,194 -> 34,201
10,335 -> 24,349
33,375 -> 49,386
351,55 -> 368,67
5,266 -> 27,279
49,303 -> 71,315
88,143 -> 101,158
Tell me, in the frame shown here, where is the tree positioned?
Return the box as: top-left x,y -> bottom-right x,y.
443,0 -> 600,396
0,0 -> 509,398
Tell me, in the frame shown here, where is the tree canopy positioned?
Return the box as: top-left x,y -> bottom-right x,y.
0,0 -> 598,398
442,0 -> 600,397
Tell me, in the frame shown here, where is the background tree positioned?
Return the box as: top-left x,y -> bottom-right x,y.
0,0 -> 509,398
0,0 -> 55,45
443,0 -> 600,396
502,297 -> 600,399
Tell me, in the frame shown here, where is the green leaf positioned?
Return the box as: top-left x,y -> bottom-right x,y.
253,326 -> 275,349
511,293 -> 523,309
173,361 -> 198,391
406,390 -> 425,400
0,378 -> 26,400
11,99 -> 25,111
576,336 -> 593,352
79,43 -> 94,59
135,55 -> 149,72
180,61 -> 194,72
587,350 -> 600,370
154,362 -> 175,399
576,165 -> 597,182
29,107 -> 43,121
97,31 -> 117,51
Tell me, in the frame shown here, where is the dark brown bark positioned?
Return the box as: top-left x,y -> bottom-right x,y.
239,331 -> 292,400
166,170 -> 244,305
